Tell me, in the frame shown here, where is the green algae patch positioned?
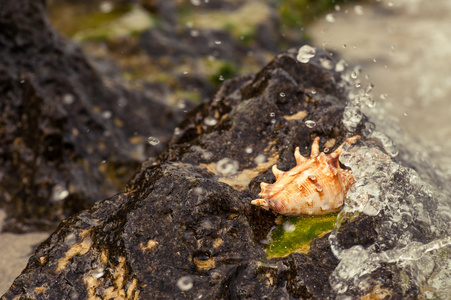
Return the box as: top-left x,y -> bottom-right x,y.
72,6 -> 154,42
266,213 -> 338,259
179,1 -> 271,43
48,3 -> 133,38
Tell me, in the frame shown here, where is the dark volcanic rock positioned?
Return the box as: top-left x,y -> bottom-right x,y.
2,47 -> 374,299
0,0 -> 181,231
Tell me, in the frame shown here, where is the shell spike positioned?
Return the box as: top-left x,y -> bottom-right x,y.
260,182 -> 269,193
332,135 -> 360,156
251,199 -> 269,210
272,164 -> 284,179
345,135 -> 360,145
294,147 -> 307,165
310,137 -> 320,158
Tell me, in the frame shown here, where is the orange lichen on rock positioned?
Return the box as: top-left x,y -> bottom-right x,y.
252,136 -> 360,216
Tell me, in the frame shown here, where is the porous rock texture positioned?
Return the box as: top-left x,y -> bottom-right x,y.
0,0 -> 180,232
3,45 -> 422,299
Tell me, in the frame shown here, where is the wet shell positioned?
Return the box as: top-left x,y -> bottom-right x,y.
252,136 -> 360,216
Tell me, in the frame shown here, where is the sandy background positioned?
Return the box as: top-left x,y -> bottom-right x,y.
0,210 -> 50,294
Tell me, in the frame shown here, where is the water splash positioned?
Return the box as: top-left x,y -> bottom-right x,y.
342,105 -> 362,132
334,57 -> 451,296
328,135 -> 451,297
297,45 -> 316,63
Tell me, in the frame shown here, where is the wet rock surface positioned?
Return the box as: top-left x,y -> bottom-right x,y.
3,46 -> 414,299
0,0 -> 181,232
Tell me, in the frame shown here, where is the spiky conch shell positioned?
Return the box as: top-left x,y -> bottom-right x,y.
251,136 -> 360,216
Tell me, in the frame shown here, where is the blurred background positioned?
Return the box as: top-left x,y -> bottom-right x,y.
46,0 -> 451,166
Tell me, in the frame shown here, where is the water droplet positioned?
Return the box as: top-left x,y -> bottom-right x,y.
325,13 -> 336,23
177,276 -> 194,291
64,233 -> 77,246
201,219 -> 213,230
91,267 -> 105,279
279,92 -> 286,97
364,83 -> 374,95
118,97 -> 127,107
174,127 -> 182,135
147,136 -> 160,146
63,94 -> 75,105
202,151 -> 213,160
254,154 -> 267,165
204,117 -> 217,126
283,221 -> 295,233
342,106 -> 362,132
297,45 -> 316,63
335,59 -> 347,72
51,184 -> 69,202
177,101 -> 186,109
305,120 -> 316,128
354,5 -> 364,15
216,158 -> 239,175
99,1 -> 113,13
193,187 -> 204,195
320,58 -> 333,69
403,112 -> 408,117
101,110 -> 112,119
69,290 -> 79,299
245,147 -> 253,154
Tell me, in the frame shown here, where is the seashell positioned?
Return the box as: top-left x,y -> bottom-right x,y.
252,136 -> 360,216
